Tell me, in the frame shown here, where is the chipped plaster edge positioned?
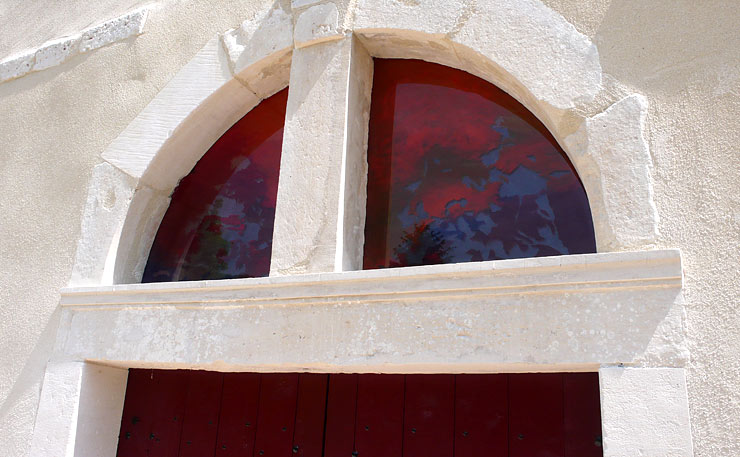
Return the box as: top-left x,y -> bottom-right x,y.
0,5 -> 150,84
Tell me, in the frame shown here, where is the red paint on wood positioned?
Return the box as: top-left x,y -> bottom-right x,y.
117,369 -> 189,457
117,369 -> 157,457
179,371 -> 225,457
564,373 -> 603,457
118,371 -> 602,457
293,374 -> 329,457
253,373 -> 300,457
323,374 -> 358,457
509,373 -> 565,457
403,375 -> 455,457
215,373 -> 262,457
354,374 -> 405,457
454,374 -> 508,457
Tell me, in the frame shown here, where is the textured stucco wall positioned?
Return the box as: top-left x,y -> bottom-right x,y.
0,1 -> 277,455
0,1 -> 738,456
543,2 -> 740,455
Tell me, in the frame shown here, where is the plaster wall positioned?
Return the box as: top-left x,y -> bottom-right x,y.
0,1 -> 738,456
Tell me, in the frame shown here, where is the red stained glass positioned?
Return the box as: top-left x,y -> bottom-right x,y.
363,59 -> 597,269
142,89 -> 288,282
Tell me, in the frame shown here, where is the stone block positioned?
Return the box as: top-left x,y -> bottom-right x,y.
354,0 -> 466,35
451,0 -> 602,110
600,367 -> 694,456
29,362 -> 85,457
0,51 -> 35,82
222,5 -> 293,94
565,94 -> 659,251
271,38 -> 371,275
294,3 -> 344,48
73,365 -> 128,457
69,163 -> 137,287
33,36 -> 81,71
102,36 -> 257,190
79,6 -> 148,53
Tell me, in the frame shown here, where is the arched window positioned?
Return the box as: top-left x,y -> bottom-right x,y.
364,60 -> 596,269
142,89 -> 288,282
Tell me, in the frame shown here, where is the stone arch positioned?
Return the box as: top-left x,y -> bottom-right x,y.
70,0 -> 658,287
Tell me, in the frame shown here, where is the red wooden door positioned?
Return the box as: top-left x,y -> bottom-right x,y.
454,374 -> 508,457
354,374 -> 405,457
117,371 -> 602,457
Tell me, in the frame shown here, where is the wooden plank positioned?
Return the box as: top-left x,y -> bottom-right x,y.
509,373 -> 565,457
253,373 -> 300,457
215,373 -> 262,457
454,374 -> 508,457
323,374 -> 358,457
117,369 -> 155,457
564,372 -> 603,457
117,369 -> 189,457
403,374 -> 455,457
354,374 -> 404,457
179,370 -> 225,457
292,374 -> 329,457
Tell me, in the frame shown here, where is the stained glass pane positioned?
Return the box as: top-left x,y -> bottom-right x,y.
142,88 -> 288,282
363,60 -> 596,269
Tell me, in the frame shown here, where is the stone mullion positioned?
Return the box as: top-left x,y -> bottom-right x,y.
270,36 -> 372,275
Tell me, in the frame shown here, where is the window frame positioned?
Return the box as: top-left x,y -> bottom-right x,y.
31,3 -> 692,456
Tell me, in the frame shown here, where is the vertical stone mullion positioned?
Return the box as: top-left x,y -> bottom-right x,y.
270,36 -> 372,275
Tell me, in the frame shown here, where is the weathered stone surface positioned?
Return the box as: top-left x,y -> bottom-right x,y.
102,37 -> 258,190
270,38 -> 362,275
78,6 -> 148,53
294,3 -> 344,48
0,51 -> 35,81
72,365 -> 128,457
221,5 -> 293,96
112,185 -> 171,284
600,367 -> 694,456
69,163 -> 137,287
355,0 -> 467,35
28,362 -> 84,457
338,38 -> 372,271
565,94 -> 659,251
33,36 -> 81,71
451,0 -> 602,109
291,0 -> 324,9
59,250 -> 686,370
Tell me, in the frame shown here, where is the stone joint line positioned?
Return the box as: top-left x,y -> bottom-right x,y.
0,5 -> 150,84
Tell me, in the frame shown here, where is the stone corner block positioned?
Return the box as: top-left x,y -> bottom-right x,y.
69,162 -> 138,287
102,35 -> 236,184
29,362 -> 86,457
294,3 -> 344,49
565,93 -> 659,252
73,364 -> 129,457
599,367 -> 693,457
